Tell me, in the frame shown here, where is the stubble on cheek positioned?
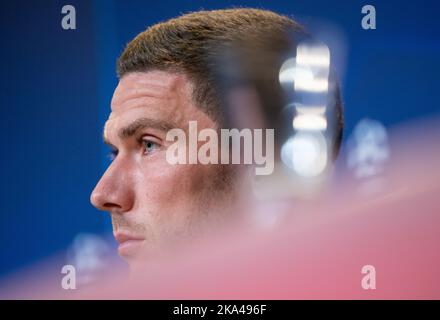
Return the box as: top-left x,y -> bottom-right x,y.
110,160 -> 238,256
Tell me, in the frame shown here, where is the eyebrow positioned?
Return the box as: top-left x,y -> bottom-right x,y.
103,117 -> 177,145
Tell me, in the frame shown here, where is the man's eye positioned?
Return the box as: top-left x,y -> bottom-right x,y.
142,139 -> 159,155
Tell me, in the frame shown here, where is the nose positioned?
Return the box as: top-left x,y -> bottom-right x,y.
90,160 -> 135,213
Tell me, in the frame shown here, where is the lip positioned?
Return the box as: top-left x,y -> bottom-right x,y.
114,232 -> 146,257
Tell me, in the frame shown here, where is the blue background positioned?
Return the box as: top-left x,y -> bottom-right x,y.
0,0 -> 439,277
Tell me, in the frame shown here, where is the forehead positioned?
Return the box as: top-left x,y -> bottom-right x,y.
111,71 -> 191,113
104,71 -> 198,135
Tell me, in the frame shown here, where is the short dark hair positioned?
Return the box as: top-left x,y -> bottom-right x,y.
117,8 -> 343,157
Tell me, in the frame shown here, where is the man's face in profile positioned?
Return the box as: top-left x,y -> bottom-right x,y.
90,71 -> 231,264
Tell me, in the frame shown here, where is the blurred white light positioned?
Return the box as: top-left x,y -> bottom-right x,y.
279,58 -> 297,85
295,43 -> 330,92
67,233 -> 111,286
279,61 -> 328,92
294,104 -> 326,115
347,119 -> 390,179
294,77 -> 329,93
279,43 -> 331,93
278,42 -> 331,179
281,132 -> 328,177
293,114 -> 327,130
296,44 -> 331,68
279,61 -> 316,87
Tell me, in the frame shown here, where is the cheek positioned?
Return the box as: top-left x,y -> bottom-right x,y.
134,159 -> 203,206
